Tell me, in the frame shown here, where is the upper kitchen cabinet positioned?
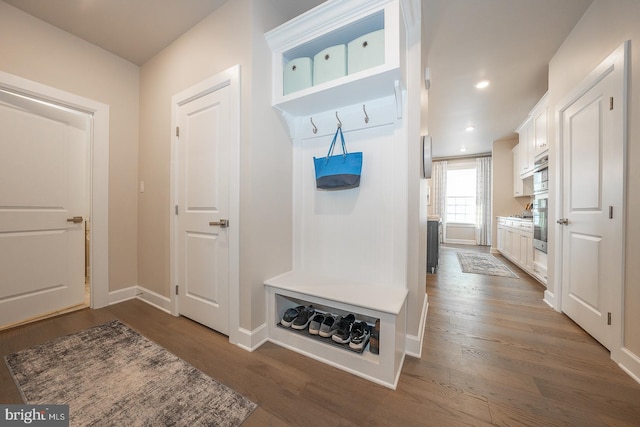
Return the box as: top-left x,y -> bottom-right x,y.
265,0 -> 410,121
516,92 -> 549,177
531,93 -> 549,159
516,117 -> 534,178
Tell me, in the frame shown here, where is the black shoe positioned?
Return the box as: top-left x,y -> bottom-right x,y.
349,321 -> 371,350
292,305 -> 315,330
332,314 -> 355,344
281,305 -> 304,327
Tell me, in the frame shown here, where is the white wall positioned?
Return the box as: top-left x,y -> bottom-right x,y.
547,0 -> 640,370
138,0 -> 294,331
0,2 -> 139,293
491,138 -> 530,248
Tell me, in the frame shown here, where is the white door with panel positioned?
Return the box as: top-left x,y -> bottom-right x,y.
559,46 -> 625,351
175,85 -> 231,335
0,89 -> 89,327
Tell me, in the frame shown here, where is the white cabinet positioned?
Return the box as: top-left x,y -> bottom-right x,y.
513,145 -> 523,197
266,0 -> 406,121
263,0 -> 419,389
497,218 -> 505,252
516,92 -> 549,174
513,144 -> 533,197
519,224 -> 534,271
532,94 -> 549,158
496,217 -> 535,277
533,249 -> 548,285
516,117 -> 534,178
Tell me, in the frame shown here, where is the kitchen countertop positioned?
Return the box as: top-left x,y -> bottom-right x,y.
497,215 -> 533,222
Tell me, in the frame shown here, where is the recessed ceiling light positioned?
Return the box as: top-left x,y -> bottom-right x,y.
475,80 -> 490,89
460,146 -> 467,152
465,125 -> 475,132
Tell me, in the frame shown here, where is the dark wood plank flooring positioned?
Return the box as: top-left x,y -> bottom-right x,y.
2,245 -> 640,425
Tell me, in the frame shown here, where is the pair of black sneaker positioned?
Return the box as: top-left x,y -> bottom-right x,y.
280,305 -> 315,330
331,315 -> 371,350
331,314 -> 356,344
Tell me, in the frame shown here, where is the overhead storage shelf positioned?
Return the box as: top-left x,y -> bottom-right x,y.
265,0 -> 405,118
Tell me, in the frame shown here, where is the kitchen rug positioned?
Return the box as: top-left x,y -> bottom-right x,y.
456,251 -> 519,278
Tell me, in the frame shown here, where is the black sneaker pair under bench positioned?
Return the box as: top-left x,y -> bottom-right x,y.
280,306 -> 372,351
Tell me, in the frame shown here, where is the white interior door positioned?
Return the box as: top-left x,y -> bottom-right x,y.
559,50 -> 625,351
0,89 -> 89,327
175,85 -> 230,335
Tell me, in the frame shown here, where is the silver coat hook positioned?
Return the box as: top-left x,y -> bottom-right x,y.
310,117 -> 317,134
336,111 -> 342,128
363,104 -> 369,124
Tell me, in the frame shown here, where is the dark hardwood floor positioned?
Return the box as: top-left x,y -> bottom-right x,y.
2,245 -> 640,425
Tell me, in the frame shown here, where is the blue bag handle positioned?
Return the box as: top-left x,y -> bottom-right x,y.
325,127 -> 348,163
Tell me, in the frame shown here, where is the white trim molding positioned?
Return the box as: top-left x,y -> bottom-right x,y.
405,293 -> 428,358
0,71 -> 110,310
617,347 -> 640,385
235,324 -> 269,353
136,286 -> 172,314
169,65 -> 241,346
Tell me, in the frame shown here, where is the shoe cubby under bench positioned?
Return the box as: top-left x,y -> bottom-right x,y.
264,270 -> 408,389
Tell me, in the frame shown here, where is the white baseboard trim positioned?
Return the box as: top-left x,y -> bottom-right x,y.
490,247 -> 500,255
108,286 -> 138,305
107,286 -> 172,315
543,290 -> 556,310
444,238 -> 476,245
136,286 -> 172,314
405,294 -> 428,358
617,347 -> 640,385
235,323 -> 268,352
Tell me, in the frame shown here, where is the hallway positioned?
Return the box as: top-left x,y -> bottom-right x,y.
423,245 -> 640,425
1,245 -> 640,425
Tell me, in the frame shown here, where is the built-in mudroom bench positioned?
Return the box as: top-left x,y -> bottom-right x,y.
262,0 -> 423,390
265,271 -> 407,388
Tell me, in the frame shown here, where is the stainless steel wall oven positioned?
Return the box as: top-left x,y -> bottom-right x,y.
532,166 -> 549,253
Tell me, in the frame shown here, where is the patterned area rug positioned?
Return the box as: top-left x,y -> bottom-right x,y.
4,320 -> 256,426
456,251 -> 519,278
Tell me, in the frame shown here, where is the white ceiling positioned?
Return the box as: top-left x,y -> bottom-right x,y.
424,0 -> 593,158
2,0 -> 593,158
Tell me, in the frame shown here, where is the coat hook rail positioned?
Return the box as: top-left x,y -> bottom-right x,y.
336,111 -> 342,128
363,104 -> 369,124
310,117 -> 318,134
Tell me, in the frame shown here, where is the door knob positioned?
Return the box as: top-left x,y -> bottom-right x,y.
209,219 -> 229,228
557,218 -> 569,225
67,216 -> 84,224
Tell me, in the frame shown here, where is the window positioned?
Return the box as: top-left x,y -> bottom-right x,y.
446,168 -> 476,224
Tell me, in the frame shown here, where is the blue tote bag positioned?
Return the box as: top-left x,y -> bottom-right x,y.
313,127 -> 362,190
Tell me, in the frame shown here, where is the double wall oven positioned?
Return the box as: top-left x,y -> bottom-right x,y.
532,158 -> 548,253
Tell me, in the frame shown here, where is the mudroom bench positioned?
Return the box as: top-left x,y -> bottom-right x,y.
264,270 -> 407,389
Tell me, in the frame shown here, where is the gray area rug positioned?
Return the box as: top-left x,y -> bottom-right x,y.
4,320 -> 256,426
456,251 -> 519,278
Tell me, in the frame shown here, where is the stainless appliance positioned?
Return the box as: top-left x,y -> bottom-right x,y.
533,192 -> 548,253
533,166 -> 548,193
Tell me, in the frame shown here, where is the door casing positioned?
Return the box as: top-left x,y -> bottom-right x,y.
0,71 -> 109,311
553,41 -> 628,360
169,65 -> 240,345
